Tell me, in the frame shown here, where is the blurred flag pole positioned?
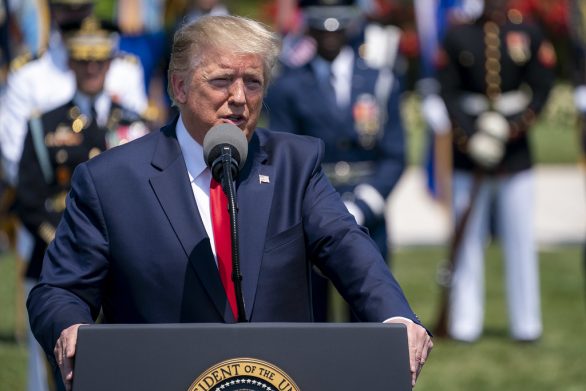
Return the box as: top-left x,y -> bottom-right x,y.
414,0 -> 455,212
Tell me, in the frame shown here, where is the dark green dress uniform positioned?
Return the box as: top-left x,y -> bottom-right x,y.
16,98 -> 149,280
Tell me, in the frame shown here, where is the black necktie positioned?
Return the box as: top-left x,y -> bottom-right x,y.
89,100 -> 98,127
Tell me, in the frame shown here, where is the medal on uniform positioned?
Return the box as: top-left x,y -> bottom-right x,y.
45,124 -> 83,147
106,108 -> 149,149
506,32 -> 531,64
353,93 -> 380,149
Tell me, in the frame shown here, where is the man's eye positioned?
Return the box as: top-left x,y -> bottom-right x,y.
246,79 -> 263,90
210,78 -> 231,87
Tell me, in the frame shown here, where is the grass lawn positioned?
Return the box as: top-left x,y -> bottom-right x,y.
1,245 -> 584,390
394,245 -> 586,391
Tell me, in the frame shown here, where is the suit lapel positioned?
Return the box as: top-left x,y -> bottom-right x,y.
236,133 -> 273,319
149,122 -> 228,320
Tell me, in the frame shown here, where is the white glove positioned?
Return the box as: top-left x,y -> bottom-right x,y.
468,111 -> 510,169
574,85 -> 586,113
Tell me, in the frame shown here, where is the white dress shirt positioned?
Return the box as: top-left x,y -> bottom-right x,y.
176,115 -> 218,259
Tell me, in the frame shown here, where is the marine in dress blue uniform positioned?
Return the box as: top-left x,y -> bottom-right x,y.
436,0 -> 555,342
265,0 -> 406,321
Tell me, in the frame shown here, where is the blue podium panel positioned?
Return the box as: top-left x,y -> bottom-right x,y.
73,323 -> 411,391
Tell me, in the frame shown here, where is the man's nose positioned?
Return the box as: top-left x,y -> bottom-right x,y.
228,80 -> 246,105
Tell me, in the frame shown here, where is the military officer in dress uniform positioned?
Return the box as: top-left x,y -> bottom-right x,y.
264,0 -> 406,321
15,16 -> 149,391
0,0 -> 147,186
436,0 -> 555,342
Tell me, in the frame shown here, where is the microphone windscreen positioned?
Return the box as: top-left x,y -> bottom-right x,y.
203,123 -> 248,171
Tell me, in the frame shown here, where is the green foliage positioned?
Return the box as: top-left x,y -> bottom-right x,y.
1,245 -> 584,390
0,254 -> 26,390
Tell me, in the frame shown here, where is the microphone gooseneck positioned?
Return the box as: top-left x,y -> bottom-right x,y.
203,123 -> 248,322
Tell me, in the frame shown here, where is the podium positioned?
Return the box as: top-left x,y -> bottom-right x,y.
72,323 -> 411,391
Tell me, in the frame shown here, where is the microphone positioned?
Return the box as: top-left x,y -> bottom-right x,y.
202,123 -> 248,322
203,123 -> 248,182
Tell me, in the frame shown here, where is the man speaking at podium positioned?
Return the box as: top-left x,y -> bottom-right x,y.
27,15 -> 432,391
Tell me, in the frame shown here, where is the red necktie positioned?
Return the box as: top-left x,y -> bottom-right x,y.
210,178 -> 238,319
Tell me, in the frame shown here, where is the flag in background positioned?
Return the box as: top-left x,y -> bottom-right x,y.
415,0 -> 463,203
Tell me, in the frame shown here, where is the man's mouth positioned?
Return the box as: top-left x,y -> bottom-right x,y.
222,115 -> 246,127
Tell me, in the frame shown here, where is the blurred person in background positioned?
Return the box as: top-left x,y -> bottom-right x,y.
264,0 -> 406,321
110,0 -> 179,127
0,1 -> 147,308
179,0 -> 229,22
436,0 -> 555,342
1,0 -> 50,89
114,0 -> 167,92
0,0 -> 147,187
9,0 -> 51,59
267,0 -> 304,36
1,0 -> 14,88
352,0 -> 417,70
266,0 -> 318,69
508,0 -> 570,78
15,16 -> 150,391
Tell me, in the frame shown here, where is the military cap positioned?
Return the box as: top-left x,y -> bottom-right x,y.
62,16 -> 118,61
300,0 -> 359,32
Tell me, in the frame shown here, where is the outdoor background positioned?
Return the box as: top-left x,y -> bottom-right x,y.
1,1 -> 585,390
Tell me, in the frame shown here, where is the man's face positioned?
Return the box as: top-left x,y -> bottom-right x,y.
309,28 -> 347,62
171,49 -> 265,144
69,59 -> 110,96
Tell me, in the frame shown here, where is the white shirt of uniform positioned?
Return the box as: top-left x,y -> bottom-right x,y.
330,46 -> 354,109
73,91 -> 112,128
176,115 -> 218,262
0,29 -> 147,184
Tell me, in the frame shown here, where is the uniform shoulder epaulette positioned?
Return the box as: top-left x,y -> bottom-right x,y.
116,52 -> 140,65
9,50 -> 41,72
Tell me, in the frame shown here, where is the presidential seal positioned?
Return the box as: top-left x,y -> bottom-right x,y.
187,358 -> 300,391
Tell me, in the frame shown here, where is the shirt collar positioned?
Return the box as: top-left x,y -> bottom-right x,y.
331,46 -> 354,81
176,115 -> 208,183
73,91 -> 110,126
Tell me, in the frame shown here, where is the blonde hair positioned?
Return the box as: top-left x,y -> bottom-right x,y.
167,15 -> 281,104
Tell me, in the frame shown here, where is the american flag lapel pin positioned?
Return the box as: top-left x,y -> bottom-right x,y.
259,174 -> 270,184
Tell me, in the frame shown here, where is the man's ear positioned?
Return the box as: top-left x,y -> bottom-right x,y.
170,73 -> 187,104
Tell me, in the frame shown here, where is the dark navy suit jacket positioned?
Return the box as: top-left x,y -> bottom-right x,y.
27,120 -> 418,357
